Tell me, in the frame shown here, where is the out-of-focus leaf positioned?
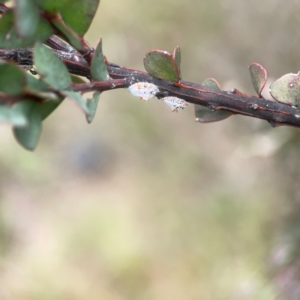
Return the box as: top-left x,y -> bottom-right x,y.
62,90 -> 89,114
24,74 -> 63,120
0,62 -> 26,95
34,42 -> 72,90
34,0 -> 70,12
86,91 -> 100,123
195,78 -> 231,123
172,46 -> 181,79
144,50 -> 180,82
249,62 -> 267,97
202,78 -> 221,91
25,73 -> 58,100
52,17 -> 84,50
91,38 -> 109,81
15,0 -> 40,38
60,0 -> 100,37
37,98 -> 64,120
0,104 -> 28,127
26,73 -> 49,91
0,10 -> 54,48
195,106 -> 231,123
13,101 -> 42,151
71,75 -> 86,84
270,72 -> 300,106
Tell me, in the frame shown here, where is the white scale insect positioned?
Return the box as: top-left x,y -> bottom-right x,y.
128,82 -> 189,112
160,96 -> 190,112
128,82 -> 159,101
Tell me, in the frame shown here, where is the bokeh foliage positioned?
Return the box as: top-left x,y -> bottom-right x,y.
1,0 -> 300,299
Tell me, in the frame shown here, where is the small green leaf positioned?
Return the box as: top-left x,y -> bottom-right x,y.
270,72 -> 300,106
144,50 -> 180,82
195,106 -> 231,123
51,17 -> 84,50
202,78 -> 221,91
249,62 -> 267,97
13,101 -> 42,151
60,0 -> 100,36
86,91 -> 100,123
26,73 -> 49,91
0,62 -> 27,95
37,99 -> 64,120
71,75 -> 86,84
25,73 -> 58,100
15,0 -> 40,38
0,104 -> 28,127
0,10 -> 54,48
91,38 -> 109,81
195,78 -> 231,123
25,74 -> 63,119
34,42 -> 72,90
62,90 -> 89,114
34,0 -> 70,12
172,46 -> 181,79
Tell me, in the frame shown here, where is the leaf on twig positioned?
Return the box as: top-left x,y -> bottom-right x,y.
249,62 -> 267,97
144,49 -> 180,82
86,91 -> 101,123
172,46 -> 181,79
13,101 -> 42,151
91,38 -> 110,81
195,78 -> 231,123
0,62 -> 27,95
60,0 -> 100,37
34,42 -> 72,90
0,10 -> 53,48
15,0 -> 40,39
270,72 -> 300,106
51,16 -> 84,50
0,104 -> 28,127
34,0 -> 70,12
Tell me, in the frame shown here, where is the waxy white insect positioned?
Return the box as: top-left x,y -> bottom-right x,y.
128,82 -> 159,101
160,96 -> 190,112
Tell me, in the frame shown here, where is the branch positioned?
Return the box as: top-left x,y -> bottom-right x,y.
1,46 -> 300,128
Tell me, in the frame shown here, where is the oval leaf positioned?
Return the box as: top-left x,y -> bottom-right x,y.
34,42 -> 72,90
270,72 -> 300,106
34,0 -> 70,12
91,38 -> 109,81
13,101 -> 42,151
195,106 -> 231,123
0,62 -> 26,95
0,104 -> 28,127
0,10 -> 54,48
249,62 -> 267,97
144,50 -> 180,82
172,46 -> 181,79
86,91 -> 101,123
202,78 -> 221,91
60,0 -> 100,37
37,99 -> 64,120
15,0 -> 40,38
195,78 -> 231,123
51,17 -> 84,50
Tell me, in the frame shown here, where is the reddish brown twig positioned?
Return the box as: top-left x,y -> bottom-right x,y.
1,46 -> 300,128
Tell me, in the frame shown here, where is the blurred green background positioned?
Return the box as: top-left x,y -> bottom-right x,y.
1,0 -> 300,299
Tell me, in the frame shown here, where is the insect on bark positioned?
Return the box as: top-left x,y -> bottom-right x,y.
128,82 -> 159,101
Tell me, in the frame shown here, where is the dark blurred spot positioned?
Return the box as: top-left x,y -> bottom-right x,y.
66,139 -> 116,177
